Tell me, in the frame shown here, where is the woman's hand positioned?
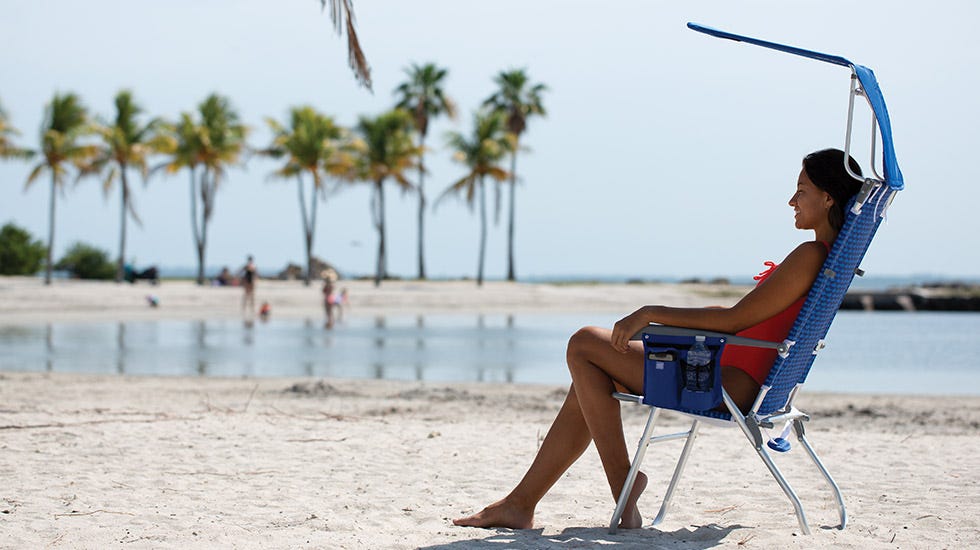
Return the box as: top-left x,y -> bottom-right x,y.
611,306 -> 655,353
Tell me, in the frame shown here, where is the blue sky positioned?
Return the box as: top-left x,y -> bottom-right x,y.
1,0 -> 978,281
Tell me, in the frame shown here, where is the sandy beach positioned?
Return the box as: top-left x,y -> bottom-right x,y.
1,277 -> 979,549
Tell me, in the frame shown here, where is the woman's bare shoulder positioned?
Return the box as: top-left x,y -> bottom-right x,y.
780,241 -> 829,273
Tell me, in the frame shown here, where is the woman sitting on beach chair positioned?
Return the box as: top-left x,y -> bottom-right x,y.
453,148 -> 864,531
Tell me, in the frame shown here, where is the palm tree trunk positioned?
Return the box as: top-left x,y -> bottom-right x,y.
116,168 -> 129,283
45,172 -> 56,285
195,169 -> 209,286
506,149 -> 518,281
374,178 -> 386,287
477,175 -> 487,287
200,170 -> 213,286
189,167 -> 204,285
309,175 -> 320,287
297,174 -> 312,286
417,136 -> 426,280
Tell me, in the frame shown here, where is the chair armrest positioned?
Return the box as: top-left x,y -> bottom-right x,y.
613,392 -> 644,404
630,324 -> 789,356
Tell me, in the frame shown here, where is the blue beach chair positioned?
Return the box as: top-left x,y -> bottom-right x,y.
608,24 -> 904,535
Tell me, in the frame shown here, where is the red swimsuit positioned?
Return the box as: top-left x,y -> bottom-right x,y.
719,242 -> 828,386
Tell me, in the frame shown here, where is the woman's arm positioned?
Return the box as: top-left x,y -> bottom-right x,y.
609,241 -> 828,353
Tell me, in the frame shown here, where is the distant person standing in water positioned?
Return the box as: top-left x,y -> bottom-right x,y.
321,271 -> 336,329
241,255 -> 257,318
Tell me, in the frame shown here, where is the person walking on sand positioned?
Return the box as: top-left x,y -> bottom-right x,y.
241,255 -> 257,318
453,148 -> 864,530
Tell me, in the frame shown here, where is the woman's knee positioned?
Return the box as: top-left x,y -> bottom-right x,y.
566,326 -> 608,362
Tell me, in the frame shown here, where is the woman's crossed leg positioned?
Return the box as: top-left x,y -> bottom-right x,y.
453,326 -> 648,529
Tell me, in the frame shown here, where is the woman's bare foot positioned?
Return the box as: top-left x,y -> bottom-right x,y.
618,471 -> 648,529
452,498 -> 534,529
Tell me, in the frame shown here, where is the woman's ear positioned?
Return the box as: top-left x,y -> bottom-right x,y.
824,191 -> 835,210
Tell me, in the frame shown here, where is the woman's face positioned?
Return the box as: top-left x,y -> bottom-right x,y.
789,168 -> 833,231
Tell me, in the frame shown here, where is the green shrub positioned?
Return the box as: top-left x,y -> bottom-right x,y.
0,222 -> 46,276
55,242 -> 115,280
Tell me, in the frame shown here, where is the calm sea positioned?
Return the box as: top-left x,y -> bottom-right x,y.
1,312 -> 977,396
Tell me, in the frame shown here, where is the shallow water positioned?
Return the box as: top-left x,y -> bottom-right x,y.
1,311 -> 977,396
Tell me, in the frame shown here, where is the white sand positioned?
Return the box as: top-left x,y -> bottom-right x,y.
1,277 -> 979,549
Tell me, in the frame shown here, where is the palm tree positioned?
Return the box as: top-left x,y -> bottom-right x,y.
352,109 -> 418,286
320,0 -> 371,90
483,69 -> 547,281
194,94 -> 248,285
83,90 -> 167,282
440,110 -> 512,287
24,93 -> 97,285
159,112 -> 204,280
161,94 -> 247,285
394,62 -> 457,280
263,105 -> 351,286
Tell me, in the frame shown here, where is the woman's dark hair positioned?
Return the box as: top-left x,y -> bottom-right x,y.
802,148 -> 864,232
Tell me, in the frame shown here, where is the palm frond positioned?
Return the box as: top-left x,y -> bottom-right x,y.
101,166 -> 119,196
0,146 -> 34,160
24,163 -> 46,189
485,166 -> 510,181
392,172 -> 414,191
321,0 -> 372,91
435,173 -> 477,210
127,194 -> 143,227
0,104 -> 35,160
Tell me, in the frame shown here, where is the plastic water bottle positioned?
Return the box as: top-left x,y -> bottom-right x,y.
686,340 -> 713,391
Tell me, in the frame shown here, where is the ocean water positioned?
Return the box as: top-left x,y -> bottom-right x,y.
0,311 -> 977,396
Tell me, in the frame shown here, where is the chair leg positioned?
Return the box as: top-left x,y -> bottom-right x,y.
608,407 -> 661,533
752,443 -> 811,535
723,391 -> 811,534
652,419 -> 701,526
794,418 -> 847,529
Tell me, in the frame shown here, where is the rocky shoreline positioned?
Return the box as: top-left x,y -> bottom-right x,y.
841,283 -> 980,311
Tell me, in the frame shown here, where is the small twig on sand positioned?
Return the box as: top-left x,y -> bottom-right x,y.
54,509 -> 136,518
200,385 -> 259,414
202,393 -> 231,413
241,384 -> 259,413
163,469 -> 279,478
265,405 -> 352,422
231,522 -> 255,533
705,504 -> 740,514
0,415 -> 201,431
